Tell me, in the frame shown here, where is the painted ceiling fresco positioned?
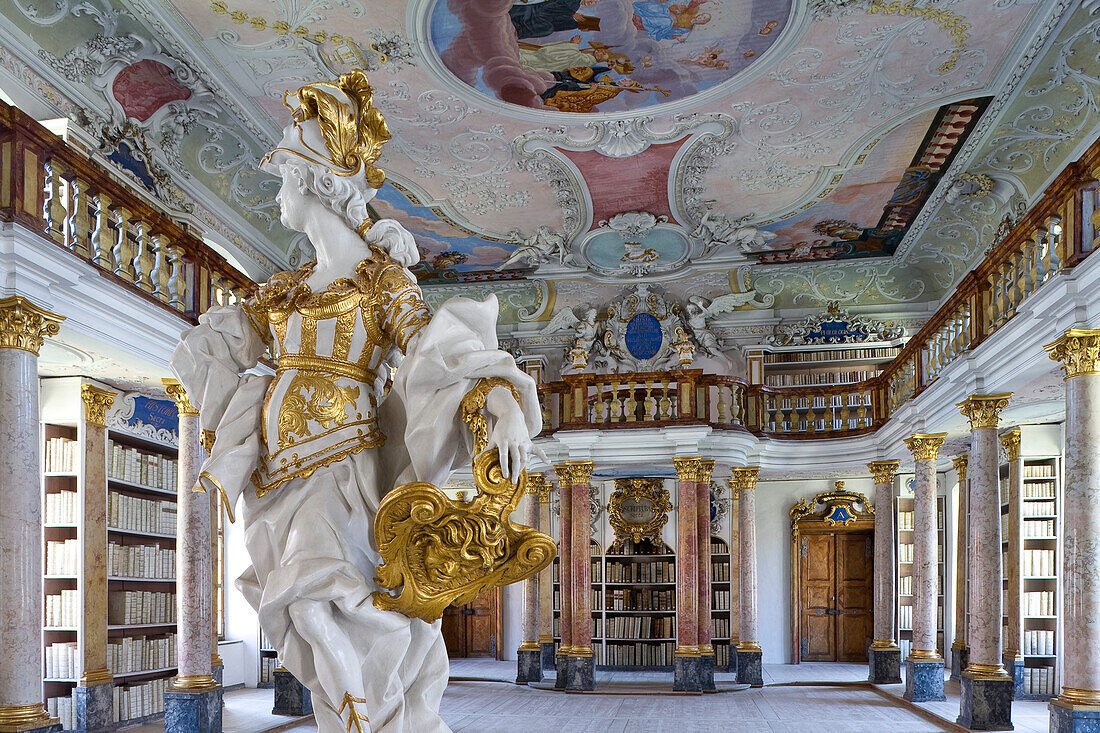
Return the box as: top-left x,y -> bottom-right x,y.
1,0 -> 1097,316
429,0 -> 791,114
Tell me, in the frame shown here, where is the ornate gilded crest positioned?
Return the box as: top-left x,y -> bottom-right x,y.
789,481 -> 874,527
371,378 -> 556,622
607,478 -> 672,550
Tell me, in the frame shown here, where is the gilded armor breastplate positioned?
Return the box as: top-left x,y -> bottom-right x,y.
244,248 -> 431,495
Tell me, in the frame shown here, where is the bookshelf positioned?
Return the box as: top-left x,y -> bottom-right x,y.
551,540 -> 602,663
895,490 -> 947,660
40,378 -> 180,731
710,537 -> 733,671
1001,427 -> 1062,700
755,343 -> 901,387
602,539 -> 675,669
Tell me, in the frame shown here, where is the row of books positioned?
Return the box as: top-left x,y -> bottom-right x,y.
605,560 -> 674,583
1023,464 -> 1056,479
711,562 -> 730,582
713,589 -> 732,611
46,692 -> 77,731
1023,549 -> 1057,577
897,511 -> 914,530
899,575 -> 913,596
604,614 -> 673,640
109,543 -> 176,580
709,540 -> 729,555
107,591 -> 177,626
44,641 -> 79,679
1023,500 -> 1056,518
1023,629 -> 1056,655
45,436 -> 77,473
107,633 -> 177,674
551,589 -> 603,612
609,540 -> 668,556
712,617 -> 730,638
108,440 -> 178,492
1022,666 -> 1056,695
1023,519 -> 1056,538
606,588 -> 674,611
45,539 -> 79,575
113,677 -> 168,723
715,642 -> 731,668
897,605 -> 945,630
108,492 -> 177,536
259,655 -> 279,683
764,370 -> 877,387
550,560 -> 602,583
897,544 -> 944,563
1024,590 -> 1056,617
1022,480 -> 1056,499
603,641 -> 673,666
44,590 -> 79,628
44,490 -> 78,524
762,347 -> 899,364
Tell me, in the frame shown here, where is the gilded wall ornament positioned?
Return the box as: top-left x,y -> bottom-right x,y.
1045,328 -> 1100,379
903,433 -> 947,461
709,481 -> 728,535
80,384 -> 116,427
0,296 -> 64,355
768,301 -> 904,347
161,378 -> 199,416
956,393 -> 1013,431
1000,430 -> 1021,462
607,478 -> 671,551
789,482 -> 874,527
952,454 -> 969,481
867,459 -> 901,486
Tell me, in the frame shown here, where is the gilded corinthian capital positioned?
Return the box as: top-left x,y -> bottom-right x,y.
161,378 -> 199,416
555,461 -> 594,486
956,393 -> 1012,431
525,472 -> 555,502
1044,328 -> 1100,378
80,385 -> 116,427
729,466 -> 760,494
1000,430 -> 1020,462
951,454 -> 969,481
867,460 -> 900,485
0,296 -> 64,355
903,433 -> 947,461
672,456 -> 715,483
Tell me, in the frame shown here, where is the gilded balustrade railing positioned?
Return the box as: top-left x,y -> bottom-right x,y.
0,101 -> 255,321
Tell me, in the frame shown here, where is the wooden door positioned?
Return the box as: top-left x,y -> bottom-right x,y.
798,530 -> 873,662
441,587 -> 500,658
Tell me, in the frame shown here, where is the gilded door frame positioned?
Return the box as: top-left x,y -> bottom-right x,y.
790,483 -> 875,663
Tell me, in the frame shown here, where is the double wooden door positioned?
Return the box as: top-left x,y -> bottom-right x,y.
798,530 -> 874,662
441,587 -> 500,658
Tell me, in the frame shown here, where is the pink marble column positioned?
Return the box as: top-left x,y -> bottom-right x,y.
732,467 -> 762,687
555,462 -> 594,691
673,458 -> 700,691
1045,330 -> 1100,723
0,296 -> 63,732
79,385 -> 116,688
695,462 -> 712,677
902,433 -> 946,703
950,454 -> 969,681
163,380 -> 216,693
868,460 -> 902,683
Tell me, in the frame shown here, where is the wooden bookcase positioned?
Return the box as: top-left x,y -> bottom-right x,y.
710,537 -> 733,671
895,489 -> 947,659
40,378 -> 179,731
752,343 -> 901,387
601,539 -> 675,669
551,540 -> 602,662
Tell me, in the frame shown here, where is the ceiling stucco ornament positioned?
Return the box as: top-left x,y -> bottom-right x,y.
575,210 -> 697,278
768,301 -> 905,347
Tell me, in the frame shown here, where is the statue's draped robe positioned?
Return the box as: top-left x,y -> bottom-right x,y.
172,251 -> 539,733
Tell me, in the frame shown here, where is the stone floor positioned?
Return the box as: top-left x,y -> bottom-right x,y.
133,661 -> 1055,732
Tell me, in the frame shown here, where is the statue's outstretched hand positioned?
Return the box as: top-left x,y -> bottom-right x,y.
484,387 -> 549,481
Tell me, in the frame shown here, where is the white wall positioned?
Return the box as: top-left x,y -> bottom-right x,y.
223,511 -> 260,687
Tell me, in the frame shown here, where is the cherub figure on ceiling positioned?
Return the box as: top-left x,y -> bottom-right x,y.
495,226 -> 572,270
690,208 -> 778,253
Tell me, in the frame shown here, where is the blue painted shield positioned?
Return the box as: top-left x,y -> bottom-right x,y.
625,312 -> 663,360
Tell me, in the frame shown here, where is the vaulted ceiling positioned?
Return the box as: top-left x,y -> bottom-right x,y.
1,0 -> 1097,320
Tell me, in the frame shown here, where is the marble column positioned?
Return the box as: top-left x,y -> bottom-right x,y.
956,395 -> 1014,730
902,434 -> 947,703
1000,429 -> 1024,695
162,381 -> 221,733
0,296 -> 63,733
732,467 -> 762,687
515,475 -> 546,685
553,465 -> 572,689
563,462 -> 595,691
76,385 -> 116,733
1045,330 -> 1100,732
537,481 -> 555,672
695,461 -> 715,692
867,460 -> 902,684
950,454 -> 970,681
672,458 -> 701,692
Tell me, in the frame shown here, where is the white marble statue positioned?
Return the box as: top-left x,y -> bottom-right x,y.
170,72 -> 543,733
495,225 -> 571,270
690,209 -> 777,253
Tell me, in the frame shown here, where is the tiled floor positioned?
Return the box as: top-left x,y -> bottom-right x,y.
147,662 -> 1055,732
